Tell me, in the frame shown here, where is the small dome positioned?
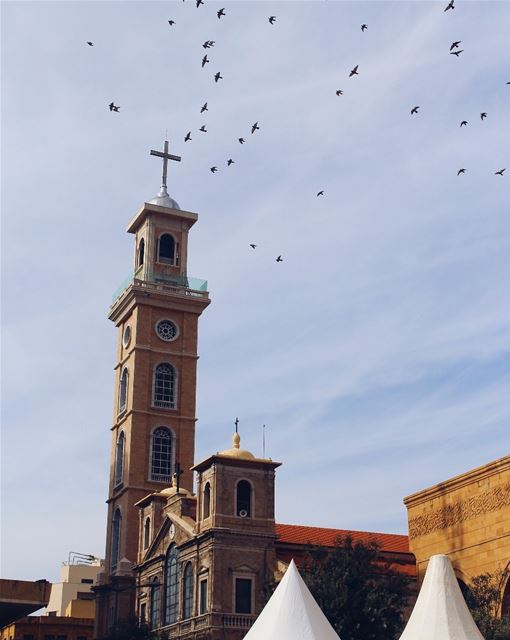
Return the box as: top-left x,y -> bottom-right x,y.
149,185 -> 180,210
219,432 -> 256,460
160,485 -> 191,497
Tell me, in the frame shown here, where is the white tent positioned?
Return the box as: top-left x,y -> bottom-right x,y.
399,554 -> 484,640
243,559 -> 341,640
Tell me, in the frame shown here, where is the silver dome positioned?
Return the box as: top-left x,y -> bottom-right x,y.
149,185 -> 180,210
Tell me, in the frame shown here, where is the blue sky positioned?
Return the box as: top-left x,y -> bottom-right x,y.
1,0 -> 509,582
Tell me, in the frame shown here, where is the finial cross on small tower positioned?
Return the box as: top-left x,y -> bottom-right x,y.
235,417 -> 239,433
150,140 -> 181,190
173,461 -> 184,492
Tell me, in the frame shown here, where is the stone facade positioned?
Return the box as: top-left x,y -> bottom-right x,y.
404,454 -> 510,611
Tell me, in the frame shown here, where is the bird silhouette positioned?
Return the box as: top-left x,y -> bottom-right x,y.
203,40 -> 215,49
184,132 -> 192,142
202,55 -> 209,68
480,112 -> 487,120
336,89 -> 344,96
210,166 -> 218,173
217,8 -> 226,18
411,106 -> 420,115
199,125 -> 207,132
201,102 -> 208,113
450,49 -> 463,57
168,20 -> 175,25
196,0 -> 204,7
349,65 -> 359,77
495,168 -> 506,176
86,41 -> 94,46
460,120 -> 468,127
450,40 -> 461,50
249,244 -> 257,249
227,159 -> 234,166
361,24 -> 367,31
251,122 -> 260,134
109,102 -> 120,112
269,16 -> 276,24
214,72 -> 223,83
276,255 -> 283,262
444,0 -> 454,11
457,168 -> 466,175
238,138 -> 245,144
317,190 -> 324,196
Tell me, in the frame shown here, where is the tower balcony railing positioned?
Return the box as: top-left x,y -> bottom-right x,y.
111,269 -> 208,303
157,612 -> 256,637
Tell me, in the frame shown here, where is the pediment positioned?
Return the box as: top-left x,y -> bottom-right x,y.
142,514 -> 195,563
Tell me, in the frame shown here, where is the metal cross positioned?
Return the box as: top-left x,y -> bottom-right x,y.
173,462 -> 184,492
235,417 -> 239,433
150,140 -> 181,189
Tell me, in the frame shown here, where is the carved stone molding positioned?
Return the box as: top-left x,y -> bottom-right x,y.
409,483 -> 510,538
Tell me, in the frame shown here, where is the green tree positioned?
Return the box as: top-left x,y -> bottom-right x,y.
301,534 -> 412,640
463,570 -> 510,640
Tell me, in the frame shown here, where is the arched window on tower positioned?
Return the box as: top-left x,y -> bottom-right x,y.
182,563 -> 194,620
153,363 -> 176,409
119,368 -> 128,414
114,432 -> 125,487
150,427 -> 173,482
203,482 -> 211,519
236,480 -> 252,518
164,545 -> 179,625
137,238 -> 145,269
150,577 -> 161,629
143,517 -> 151,550
158,234 -> 176,265
111,509 -> 122,571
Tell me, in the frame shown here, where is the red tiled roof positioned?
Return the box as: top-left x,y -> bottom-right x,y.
275,523 -> 411,554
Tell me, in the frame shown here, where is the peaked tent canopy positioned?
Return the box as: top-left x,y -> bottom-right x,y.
400,554 -> 484,640
244,559 -> 341,640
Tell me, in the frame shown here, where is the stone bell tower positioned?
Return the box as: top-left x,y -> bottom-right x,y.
94,141 -> 210,637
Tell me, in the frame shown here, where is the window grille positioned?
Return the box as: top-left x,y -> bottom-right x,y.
164,546 -> 179,625
153,364 -> 176,409
150,578 -> 161,629
150,427 -> 173,482
182,563 -> 193,619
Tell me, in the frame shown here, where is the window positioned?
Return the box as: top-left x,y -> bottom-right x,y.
236,480 -> 251,517
153,363 -> 176,409
150,427 -> 173,482
138,238 -> 145,268
158,234 -> 176,264
199,578 -> 208,615
144,517 -> 151,550
150,578 -> 161,629
182,563 -> 194,619
140,602 -> 147,625
119,368 -> 128,414
114,432 -> 125,487
235,578 -> 252,614
164,546 -> 179,625
203,482 -> 211,519
111,509 -> 121,571
81,578 -> 93,584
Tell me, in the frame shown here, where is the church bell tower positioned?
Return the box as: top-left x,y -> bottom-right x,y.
95,142 -> 210,637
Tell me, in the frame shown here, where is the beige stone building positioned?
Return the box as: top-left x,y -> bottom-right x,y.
46,561 -> 103,619
404,454 -> 510,613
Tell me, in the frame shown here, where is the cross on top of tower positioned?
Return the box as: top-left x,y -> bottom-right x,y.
149,139 -> 182,209
235,417 -> 239,433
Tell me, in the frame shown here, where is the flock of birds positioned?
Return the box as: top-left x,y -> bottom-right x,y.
87,0 -> 507,261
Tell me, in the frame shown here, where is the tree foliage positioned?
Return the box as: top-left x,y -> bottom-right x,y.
301,534 -> 412,640
463,569 -> 510,640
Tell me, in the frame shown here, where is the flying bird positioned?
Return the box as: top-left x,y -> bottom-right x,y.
495,168 -> 506,176
317,190 -> 324,196
109,102 -> 120,112
238,138 -> 245,144
201,102 -> 208,113
460,120 -> 468,127
480,112 -> 487,120
199,125 -> 207,132
450,49 -> 464,57
214,72 -> 223,83
203,40 -> 215,49
457,168 -> 466,175
269,16 -> 276,24
361,24 -> 367,31
249,244 -> 257,249
251,122 -> 260,134
450,40 -> 461,50
210,166 -> 218,173
202,55 -> 209,68
196,0 -> 204,6
349,65 -> 359,77
227,159 -> 234,166
411,106 -> 420,115
336,89 -> 344,96
168,20 -> 175,25
184,131 -> 192,142
444,0 -> 454,11
86,41 -> 94,46
276,255 -> 283,262
217,8 -> 226,18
